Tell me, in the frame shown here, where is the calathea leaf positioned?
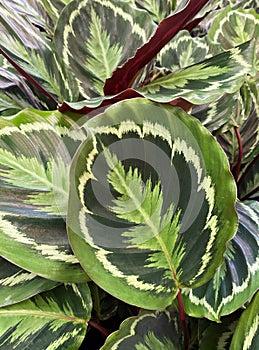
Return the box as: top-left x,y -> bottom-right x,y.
0,109 -> 88,282
0,283 -> 92,349
238,157 -> 259,201
104,0 -> 210,94
138,40 -> 257,104
67,98 -> 237,310
0,256 -> 58,307
101,306 -> 183,350
230,291 -> 259,350
208,6 -> 259,49
54,0 -> 155,98
182,201 -> 259,322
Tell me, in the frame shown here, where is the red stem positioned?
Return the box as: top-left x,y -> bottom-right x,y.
234,126 -> 243,182
177,290 -> 190,350
88,320 -> 109,339
0,47 -> 58,106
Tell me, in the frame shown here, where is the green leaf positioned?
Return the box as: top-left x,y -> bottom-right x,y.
238,158 -> 259,200
182,201 -> 259,322
138,40 -> 257,104
67,98 -> 237,309
230,291 -> 259,350
101,306 -> 183,350
157,30 -> 210,71
208,6 -> 259,49
54,0 -> 155,97
0,109 -> 88,282
0,257 -> 58,307
0,283 -> 92,350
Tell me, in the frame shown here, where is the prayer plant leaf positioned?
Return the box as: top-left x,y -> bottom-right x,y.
0,109 -> 88,282
103,0 -> 210,94
0,283 -> 92,349
208,6 -> 259,50
138,40 -> 257,104
238,157 -> 259,201
0,0 -> 79,105
54,0 -> 155,98
230,291 -> 259,350
0,256 -> 58,307
67,98 -> 237,310
101,306 -> 183,350
182,201 -> 259,322
157,30 -> 210,71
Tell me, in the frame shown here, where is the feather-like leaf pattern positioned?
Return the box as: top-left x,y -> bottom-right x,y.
67,99 -> 237,309
0,283 -> 92,349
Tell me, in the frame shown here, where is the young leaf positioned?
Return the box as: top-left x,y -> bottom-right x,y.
182,201 -> 259,322
67,98 -> 237,310
101,306 -> 183,350
0,283 -> 92,349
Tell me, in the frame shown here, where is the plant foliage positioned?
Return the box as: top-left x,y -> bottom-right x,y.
0,0 -> 258,349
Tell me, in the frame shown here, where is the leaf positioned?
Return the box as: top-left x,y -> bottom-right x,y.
138,40 -> 257,104
104,0 -> 210,94
0,283 -> 92,349
101,306 -> 183,350
0,256 -> 58,307
67,98 -> 237,309
0,0 -> 79,104
131,0 -> 180,23
0,109 -> 88,282
182,201 -> 259,322
230,291 -> 259,350
54,0 -> 155,98
238,157 -> 259,200
157,30 -> 210,71
208,6 -> 259,49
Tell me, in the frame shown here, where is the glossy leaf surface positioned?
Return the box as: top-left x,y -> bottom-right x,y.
0,257 -> 58,307
0,109 -> 88,282
0,283 -> 92,349
101,307 -> 183,349
67,99 -> 237,309
182,201 -> 259,321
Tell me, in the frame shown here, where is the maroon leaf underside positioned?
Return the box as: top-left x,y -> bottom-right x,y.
103,0 -> 210,95
58,90 -> 193,115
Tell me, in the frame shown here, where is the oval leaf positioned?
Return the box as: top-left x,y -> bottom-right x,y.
67,98 -> 237,309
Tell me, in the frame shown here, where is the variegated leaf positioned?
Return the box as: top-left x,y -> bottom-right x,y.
54,0 -> 155,98
157,30 -> 210,71
238,158 -> 259,200
182,201 -> 259,322
208,6 -> 259,49
0,0 -> 79,105
0,283 -> 92,349
0,109 -> 88,282
67,98 -> 237,310
138,40 -> 257,104
230,291 -> 259,350
101,306 -> 183,350
0,257 -> 58,307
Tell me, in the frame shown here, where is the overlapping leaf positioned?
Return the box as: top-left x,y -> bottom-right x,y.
0,257 -> 58,307
230,291 -> 259,350
54,0 -> 155,98
67,99 -> 237,309
0,0 -> 79,105
138,40 -> 257,104
101,306 -> 183,349
0,283 -> 92,349
182,201 -> 259,322
0,109 -> 88,282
